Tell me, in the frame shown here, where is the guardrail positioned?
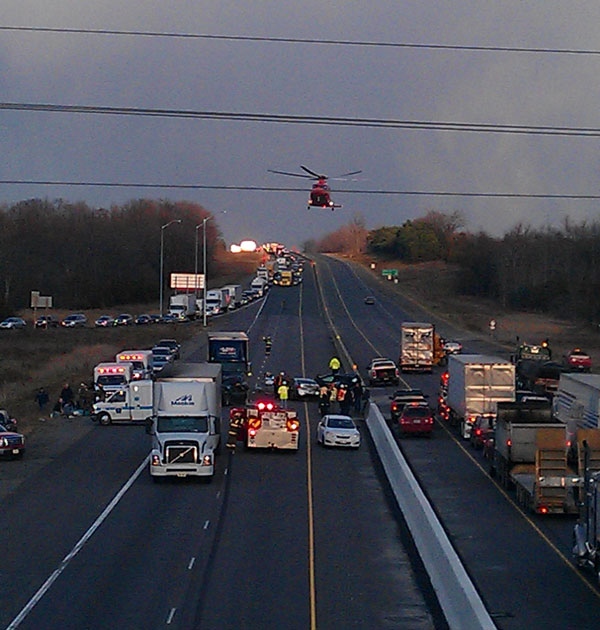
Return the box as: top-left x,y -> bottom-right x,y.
367,402 -> 496,630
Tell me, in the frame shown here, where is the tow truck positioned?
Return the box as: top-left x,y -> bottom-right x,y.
230,400 -> 300,450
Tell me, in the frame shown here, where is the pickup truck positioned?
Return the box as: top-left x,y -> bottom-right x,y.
367,358 -> 400,387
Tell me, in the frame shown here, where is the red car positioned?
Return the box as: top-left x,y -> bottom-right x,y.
397,403 -> 434,437
564,348 -> 592,373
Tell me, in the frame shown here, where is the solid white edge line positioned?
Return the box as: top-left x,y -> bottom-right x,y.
6,454 -> 150,630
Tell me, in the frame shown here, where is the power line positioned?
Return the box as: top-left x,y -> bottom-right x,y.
1,179 -> 599,200
1,25 -> 599,56
2,102 -> 600,137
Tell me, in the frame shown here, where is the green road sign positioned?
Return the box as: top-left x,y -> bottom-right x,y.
382,269 -> 398,277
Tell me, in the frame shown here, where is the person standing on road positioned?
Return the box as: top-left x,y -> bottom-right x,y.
35,387 -> 49,411
352,381 -> 363,415
59,382 -> 74,414
277,382 -> 290,408
329,356 -> 341,374
318,387 -> 330,416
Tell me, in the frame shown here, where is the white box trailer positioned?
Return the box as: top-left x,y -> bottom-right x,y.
400,322 -> 434,373
148,363 -> 222,482
554,373 -> 600,446
446,354 -> 516,439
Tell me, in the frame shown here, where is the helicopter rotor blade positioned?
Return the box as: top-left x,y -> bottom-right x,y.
338,170 -> 362,178
268,169 -> 313,179
300,165 -> 326,179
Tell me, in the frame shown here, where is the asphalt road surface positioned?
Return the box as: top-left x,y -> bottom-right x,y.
1,261 -> 442,630
3,255 -> 600,629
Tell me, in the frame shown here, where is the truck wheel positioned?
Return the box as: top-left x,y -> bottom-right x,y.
98,413 -> 111,426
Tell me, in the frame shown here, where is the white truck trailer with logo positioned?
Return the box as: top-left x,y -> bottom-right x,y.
399,322 -> 435,372
147,362 -> 222,482
92,380 -> 153,426
116,350 -> 154,380
553,373 -> 600,447
446,354 -> 516,439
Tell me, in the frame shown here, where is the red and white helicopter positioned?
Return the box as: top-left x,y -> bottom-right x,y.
268,165 -> 361,210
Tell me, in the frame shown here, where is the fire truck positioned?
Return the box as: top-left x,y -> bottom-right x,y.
231,401 -> 300,450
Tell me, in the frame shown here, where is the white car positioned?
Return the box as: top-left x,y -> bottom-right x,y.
316,414 -> 361,449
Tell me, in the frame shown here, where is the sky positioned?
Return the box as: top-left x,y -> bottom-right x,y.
2,2 -> 600,248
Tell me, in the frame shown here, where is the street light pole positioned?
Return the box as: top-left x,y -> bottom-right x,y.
159,219 -> 182,317
194,223 -> 202,305
203,216 -> 210,327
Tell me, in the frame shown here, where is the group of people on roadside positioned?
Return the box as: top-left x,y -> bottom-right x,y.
318,379 -> 369,417
36,382 -> 97,417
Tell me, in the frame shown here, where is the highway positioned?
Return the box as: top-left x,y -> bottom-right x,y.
2,255 -> 600,629
1,259 -> 440,630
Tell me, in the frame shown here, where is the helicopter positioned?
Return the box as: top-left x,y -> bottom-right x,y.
268,165 -> 361,210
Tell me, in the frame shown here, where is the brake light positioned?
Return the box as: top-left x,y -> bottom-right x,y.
391,403 -> 398,412
248,427 -> 257,437
507,439 -> 512,447
538,506 -> 549,514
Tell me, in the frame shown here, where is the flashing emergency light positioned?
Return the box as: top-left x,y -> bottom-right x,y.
118,353 -> 144,361
97,366 -> 126,375
256,401 -> 276,411
286,419 -> 300,432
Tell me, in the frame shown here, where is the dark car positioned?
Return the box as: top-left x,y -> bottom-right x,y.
222,374 -> 249,406
35,315 -> 59,329
364,296 -> 376,305
61,313 -> 87,328
135,314 -> 152,325
0,416 -> 25,459
158,338 -> 180,359
315,373 -> 360,388
290,377 -> 320,399
390,389 -> 427,423
114,313 -> 134,326
470,415 -> 495,450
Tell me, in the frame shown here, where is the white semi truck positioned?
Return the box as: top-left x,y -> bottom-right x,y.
147,362 -> 222,482
446,354 -> 516,439
205,289 -> 228,316
221,284 -> 243,309
169,293 -> 197,320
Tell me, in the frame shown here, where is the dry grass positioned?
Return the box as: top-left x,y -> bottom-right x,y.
2,251 -> 262,435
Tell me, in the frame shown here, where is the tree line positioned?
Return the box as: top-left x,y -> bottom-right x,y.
0,198 -> 221,315
312,211 -> 600,325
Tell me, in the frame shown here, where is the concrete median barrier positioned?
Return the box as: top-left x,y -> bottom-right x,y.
367,402 -> 496,630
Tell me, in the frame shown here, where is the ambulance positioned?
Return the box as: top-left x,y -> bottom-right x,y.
94,362 -> 133,394
116,350 -> 154,380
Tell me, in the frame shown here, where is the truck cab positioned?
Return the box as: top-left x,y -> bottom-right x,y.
148,378 -> 221,481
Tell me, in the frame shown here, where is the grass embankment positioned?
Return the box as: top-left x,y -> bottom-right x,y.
0,251 -> 261,435
348,255 -> 600,364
